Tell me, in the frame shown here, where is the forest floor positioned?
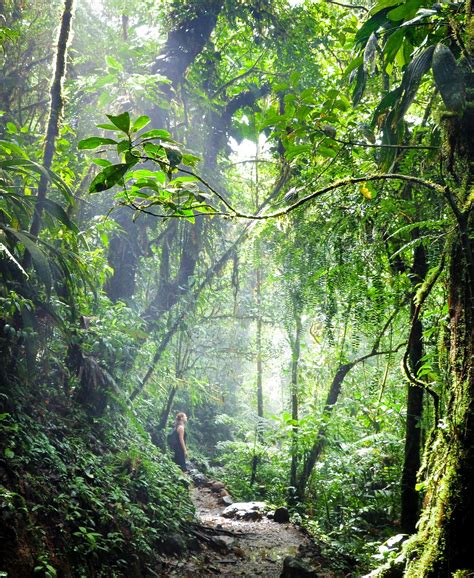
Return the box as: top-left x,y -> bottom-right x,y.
161,476 -> 338,577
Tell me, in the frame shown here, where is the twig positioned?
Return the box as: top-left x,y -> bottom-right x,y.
315,130 -> 439,150
211,53 -> 265,98
326,0 -> 368,11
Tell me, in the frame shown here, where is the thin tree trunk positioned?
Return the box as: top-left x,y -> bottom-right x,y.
256,268 -> 264,426
401,241 -> 428,534
251,266 -> 264,484
290,313 -> 302,490
28,0 -> 74,241
159,386 -> 178,431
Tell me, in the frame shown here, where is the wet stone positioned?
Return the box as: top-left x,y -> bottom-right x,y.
280,556 -> 317,578
222,501 -> 266,519
274,506 -> 290,523
220,495 -> 234,506
193,473 -> 207,486
162,533 -> 187,556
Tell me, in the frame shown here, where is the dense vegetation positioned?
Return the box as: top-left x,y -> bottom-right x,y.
0,0 -> 472,576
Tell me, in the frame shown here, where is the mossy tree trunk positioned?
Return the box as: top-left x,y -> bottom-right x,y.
405,69 -> 474,576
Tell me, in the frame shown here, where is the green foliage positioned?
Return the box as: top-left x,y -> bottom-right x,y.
216,438 -> 289,504
79,113 -> 213,221
0,401 -> 194,576
1,0 -> 466,575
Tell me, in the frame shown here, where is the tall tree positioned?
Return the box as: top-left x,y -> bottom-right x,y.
400,238 -> 428,534
28,0 -> 74,240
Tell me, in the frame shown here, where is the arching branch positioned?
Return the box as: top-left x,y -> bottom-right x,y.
297,306 -> 405,496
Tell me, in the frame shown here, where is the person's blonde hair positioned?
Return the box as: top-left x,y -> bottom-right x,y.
175,412 -> 187,427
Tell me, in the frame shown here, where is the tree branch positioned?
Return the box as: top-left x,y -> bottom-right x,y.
325,0 -> 369,11
211,53 -> 265,98
131,155 -> 446,222
297,305 -> 405,495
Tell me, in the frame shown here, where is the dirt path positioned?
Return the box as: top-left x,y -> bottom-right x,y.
163,481 -> 331,577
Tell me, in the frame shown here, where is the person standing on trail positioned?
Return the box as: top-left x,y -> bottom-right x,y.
168,412 -> 188,471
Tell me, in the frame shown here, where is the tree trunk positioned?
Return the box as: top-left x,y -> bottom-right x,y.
297,361 -> 354,496
105,207 -> 144,301
107,3 -> 222,302
256,267 -> 264,426
251,261 -> 263,483
405,68 -> 474,576
400,241 -> 428,534
290,314 -> 302,490
28,0 -> 74,240
143,219 -> 204,320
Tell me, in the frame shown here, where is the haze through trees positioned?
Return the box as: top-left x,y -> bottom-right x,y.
0,0 -> 472,575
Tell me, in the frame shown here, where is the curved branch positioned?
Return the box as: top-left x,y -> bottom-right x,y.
326,0 -> 369,11
211,53 -> 265,98
134,157 -> 446,222
314,125 -> 439,151
297,305 -> 405,496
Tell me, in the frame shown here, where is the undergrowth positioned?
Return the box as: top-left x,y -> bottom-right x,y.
0,391 -> 194,577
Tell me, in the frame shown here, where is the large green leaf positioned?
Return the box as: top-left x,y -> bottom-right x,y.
393,44 -> 435,124
387,0 -> 423,22
383,29 -> 406,65
355,8 -> 392,45
106,112 -> 130,134
0,139 -> 28,158
139,129 -> 172,141
78,137 -> 117,150
369,0 -> 402,16
379,110 -> 403,170
352,65 -> 368,107
371,86 -> 403,127
0,240 -> 29,278
4,227 -> 52,291
41,199 -> 78,233
89,163 -> 129,193
0,158 -> 74,204
132,115 -> 151,133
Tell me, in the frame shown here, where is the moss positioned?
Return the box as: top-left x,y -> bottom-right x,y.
365,562 -> 404,578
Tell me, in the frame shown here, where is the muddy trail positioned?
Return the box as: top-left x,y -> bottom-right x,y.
162,471 -> 339,577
